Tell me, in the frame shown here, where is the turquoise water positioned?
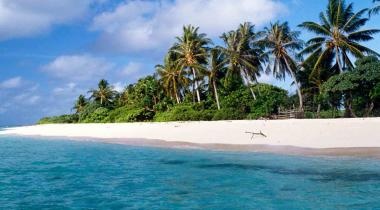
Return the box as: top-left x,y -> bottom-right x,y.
1,136 -> 380,209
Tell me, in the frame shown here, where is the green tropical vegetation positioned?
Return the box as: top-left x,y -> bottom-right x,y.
260,22 -> 304,111
38,0 -> 380,124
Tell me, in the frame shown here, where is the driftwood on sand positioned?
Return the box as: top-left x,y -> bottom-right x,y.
245,131 -> 267,140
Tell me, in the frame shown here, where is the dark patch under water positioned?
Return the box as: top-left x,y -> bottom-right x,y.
160,160 -> 380,183
160,159 -> 188,165
1,136 -> 380,209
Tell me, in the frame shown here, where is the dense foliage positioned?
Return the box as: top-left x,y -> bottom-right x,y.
322,57 -> 380,117
39,82 -> 290,124
38,0 -> 380,124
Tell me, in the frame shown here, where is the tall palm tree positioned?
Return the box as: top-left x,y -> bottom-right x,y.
219,22 -> 267,99
89,79 -> 116,106
73,95 -> 87,113
156,54 -> 189,104
207,48 -> 226,110
171,25 -> 211,103
370,0 -> 380,16
299,0 -> 380,75
261,22 -> 304,111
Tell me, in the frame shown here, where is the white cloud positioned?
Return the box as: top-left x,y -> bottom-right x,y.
13,93 -> 40,105
53,82 -> 77,95
0,77 -> 22,89
120,62 -> 143,76
112,82 -> 125,92
27,95 -> 41,105
258,72 -> 296,94
91,0 -> 286,53
41,54 -> 115,81
0,0 -> 99,40
13,93 -> 28,101
0,78 -> 43,125
258,73 -> 276,84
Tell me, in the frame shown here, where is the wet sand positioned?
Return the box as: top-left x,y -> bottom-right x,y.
9,134 -> 380,158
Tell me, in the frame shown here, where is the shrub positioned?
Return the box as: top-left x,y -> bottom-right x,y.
212,109 -> 247,120
154,104 -> 215,121
107,106 -> 155,122
78,102 -> 101,122
250,84 -> 288,118
220,88 -> 252,114
304,110 -> 344,119
37,114 -> 79,124
81,107 -> 110,123
220,84 -> 289,119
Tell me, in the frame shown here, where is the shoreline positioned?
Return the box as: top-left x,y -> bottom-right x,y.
3,134 -> 380,158
1,118 -> 380,157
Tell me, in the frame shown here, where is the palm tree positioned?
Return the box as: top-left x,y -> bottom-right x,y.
370,0 -> 380,16
89,79 -> 116,106
219,22 -> 266,99
207,48 -> 226,110
116,85 -> 132,107
171,25 -> 211,103
73,95 -> 87,113
299,0 -> 380,75
261,22 -> 304,111
156,54 -> 189,104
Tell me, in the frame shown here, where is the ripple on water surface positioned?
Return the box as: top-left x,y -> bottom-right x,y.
1,136 -> 380,209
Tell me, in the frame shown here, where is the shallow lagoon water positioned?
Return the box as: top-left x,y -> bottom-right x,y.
1,136 -> 380,209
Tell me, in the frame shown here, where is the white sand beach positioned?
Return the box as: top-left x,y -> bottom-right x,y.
1,118 -> 380,150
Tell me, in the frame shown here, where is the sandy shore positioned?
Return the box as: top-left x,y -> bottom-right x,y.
1,118 -> 380,151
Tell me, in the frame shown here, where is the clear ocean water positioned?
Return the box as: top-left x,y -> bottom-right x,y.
1,136 -> 380,209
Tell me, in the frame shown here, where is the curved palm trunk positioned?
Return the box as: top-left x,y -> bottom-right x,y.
175,92 -> 180,104
249,86 -> 257,100
335,47 -> 344,73
317,104 -> 321,118
192,82 -> 195,103
212,80 -> 221,110
173,82 -> 180,104
285,59 -> 304,111
191,67 -> 201,103
366,102 -> 374,117
242,70 -> 257,100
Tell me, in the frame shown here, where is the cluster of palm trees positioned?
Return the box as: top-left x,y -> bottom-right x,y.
73,79 -> 117,110
74,0 -> 379,116
156,23 -> 267,110
89,79 -> 116,106
73,79 -> 117,112
156,0 -> 379,112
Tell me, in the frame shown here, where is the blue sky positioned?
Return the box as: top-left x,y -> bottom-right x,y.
0,0 -> 379,126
